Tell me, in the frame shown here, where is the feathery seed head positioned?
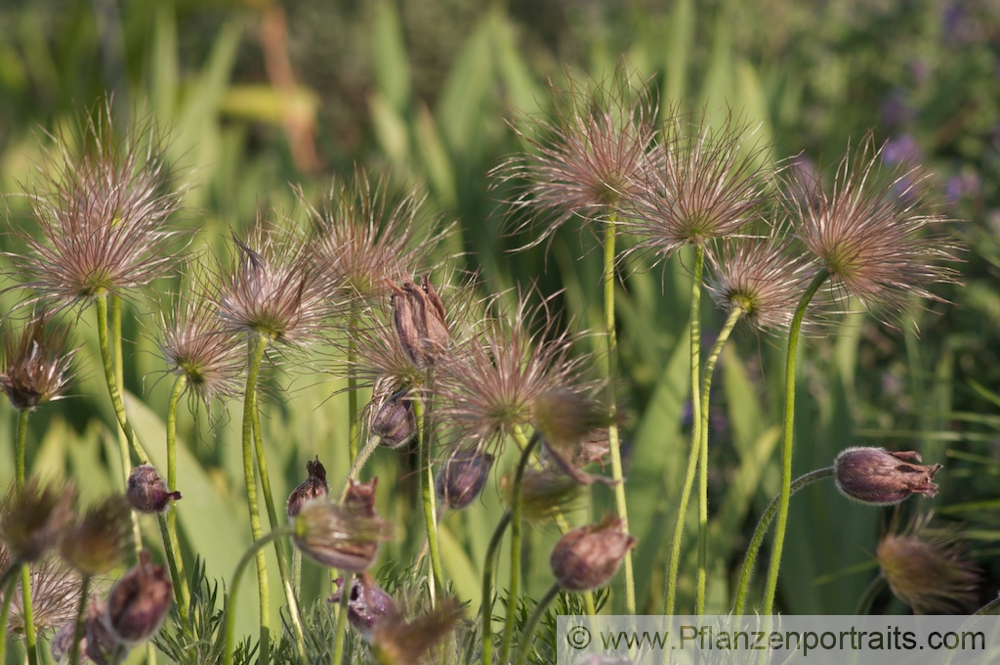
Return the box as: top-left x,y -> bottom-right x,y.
286,457 -> 329,518
517,468 -> 586,523
787,134 -> 958,323
369,596 -> 463,665
9,100 -> 183,310
876,514 -> 979,613
0,546 -> 80,637
0,479 -> 74,562
60,495 -> 132,576
0,314 -> 75,411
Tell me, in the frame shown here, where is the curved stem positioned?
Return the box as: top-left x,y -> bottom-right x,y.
498,429 -> 542,665
224,527 -> 293,665
0,571 -> 14,664
696,305 -> 742,615
340,436 -> 381,499
69,574 -> 92,665
515,582 -> 561,665
854,574 -> 886,615
664,244 -> 705,616
414,381 -> 444,604
165,374 -> 191,625
247,339 -> 307,662
241,335 -> 271,665
602,219 -> 635,614
761,270 -> 828,616
16,409 -> 27,487
331,570 -> 353,665
732,466 -> 834,614
15,410 -> 38,665
480,510 -> 513,665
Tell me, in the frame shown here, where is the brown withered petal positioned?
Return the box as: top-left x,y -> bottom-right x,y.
876,514 -> 980,614
103,550 -> 173,644
0,314 -> 75,411
388,275 -> 450,369
435,449 -> 494,511
370,596 -> 464,664
126,464 -> 182,514
0,479 -> 75,562
60,495 -> 132,576
331,572 -> 397,639
292,499 -> 393,572
343,477 -> 378,517
834,447 -> 941,506
370,388 -> 418,449
550,517 -> 636,592
287,457 -> 329,518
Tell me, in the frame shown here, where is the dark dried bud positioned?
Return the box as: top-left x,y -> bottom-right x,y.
436,449 -> 493,510
371,389 -> 418,449
292,498 -> 393,572
389,275 -> 449,368
0,479 -> 74,562
60,495 -> 132,576
343,478 -> 379,517
51,599 -> 128,665
331,572 -> 397,639
104,550 -> 173,644
0,315 -> 74,411
834,447 -> 941,506
287,457 -> 329,518
126,465 -> 182,514
550,517 -> 636,592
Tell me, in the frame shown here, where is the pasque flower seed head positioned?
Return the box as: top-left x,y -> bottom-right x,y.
834,447 -> 941,506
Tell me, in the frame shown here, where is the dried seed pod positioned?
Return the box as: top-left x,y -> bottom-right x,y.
103,550 -> 173,645
834,447 -> 941,506
550,517 -> 636,592
371,389 -> 417,449
331,572 -> 396,639
287,457 -> 329,518
435,449 -> 493,511
388,275 -> 449,368
292,498 -> 393,572
126,465 -> 182,514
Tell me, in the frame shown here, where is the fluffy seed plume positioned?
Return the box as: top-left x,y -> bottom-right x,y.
6,99 -> 183,311
60,495 -> 132,576
493,65 -> 660,249
0,479 -> 75,563
785,133 -> 958,323
0,544 -> 81,637
0,313 -> 75,411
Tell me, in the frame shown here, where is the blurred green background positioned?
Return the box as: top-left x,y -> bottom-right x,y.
1,0 -> 1000,659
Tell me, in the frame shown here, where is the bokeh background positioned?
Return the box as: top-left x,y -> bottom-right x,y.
1,0 -> 1000,659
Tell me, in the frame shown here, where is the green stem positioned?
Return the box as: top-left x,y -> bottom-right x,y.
696,305 -> 742,615
247,338 -> 307,662
242,335 -> 271,665
340,436 -> 381,499
331,571 -> 353,665
69,574 -> 91,665
854,574 -> 886,615
15,411 -> 38,665
16,410 -> 27,487
602,219 -> 635,614
224,527 -> 293,665
414,382 -> 444,604
762,269 -> 828,616
515,582 -> 561,665
664,244 -> 705,616
732,466 -> 835,614
165,374 -> 191,624
498,429 -> 541,665
480,510 -> 513,665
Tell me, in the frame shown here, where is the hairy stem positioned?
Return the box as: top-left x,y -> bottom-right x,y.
15,410 -> 38,665
762,270 -> 828,616
696,304 -> 742,614
332,570 -> 353,665
165,374 -> 191,625
665,244 -> 705,615
515,582 -> 561,665
414,381 -> 444,604
69,574 -> 91,665
854,574 -> 886,615
480,510 -> 513,665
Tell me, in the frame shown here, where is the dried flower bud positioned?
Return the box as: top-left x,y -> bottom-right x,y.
287,457 -> 329,518
126,464 -> 181,514
389,275 -> 449,368
876,514 -> 980,613
834,447 -> 941,505
343,478 -> 379,517
103,550 -> 173,644
0,479 -> 74,562
371,389 -> 418,449
292,499 -> 393,572
331,572 -> 397,639
370,596 -> 463,664
550,517 -> 636,592
60,495 -> 132,576
436,449 -> 493,510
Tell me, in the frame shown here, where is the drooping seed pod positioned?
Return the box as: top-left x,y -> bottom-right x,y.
371,389 -> 418,449
103,550 -> 173,645
435,449 -> 493,511
287,457 -> 329,518
126,464 -> 182,514
834,447 -> 941,506
550,517 -> 636,592
331,572 -> 397,639
292,497 -> 393,572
